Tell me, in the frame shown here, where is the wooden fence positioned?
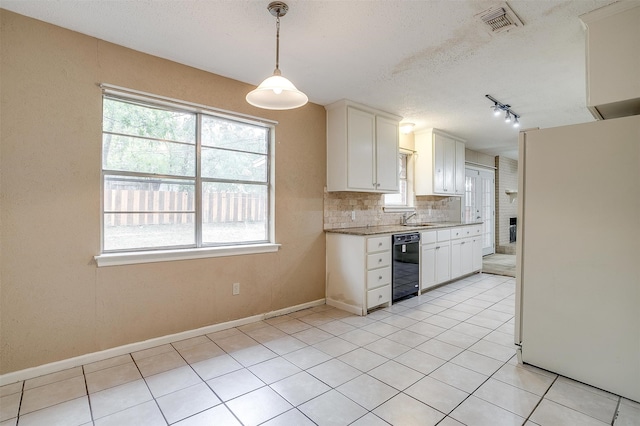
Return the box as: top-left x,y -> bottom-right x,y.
104,189 -> 267,226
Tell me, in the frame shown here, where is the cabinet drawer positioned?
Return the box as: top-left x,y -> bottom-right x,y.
450,228 -> 464,239
437,229 -> 451,242
421,230 -> 437,245
367,285 -> 391,309
462,226 -> 473,237
367,236 -> 391,253
472,225 -> 482,235
367,251 -> 391,270
367,267 -> 391,290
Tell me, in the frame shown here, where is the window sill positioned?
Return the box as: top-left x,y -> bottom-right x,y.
94,243 -> 281,267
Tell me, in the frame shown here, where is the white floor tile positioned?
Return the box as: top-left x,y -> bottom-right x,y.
307,359 -> 362,388
367,360 -> 424,391
336,374 -> 397,410
283,346 -> 332,369
530,399 -> 609,426
473,378 -> 540,418
337,347 -> 387,372
89,379 -> 152,419
373,392 -> 445,426
93,400 -> 166,426
17,397 -> 91,426
155,382 -> 220,424
404,375 -> 469,414
173,404 -> 241,426
349,412 -> 390,426
394,349 -> 446,375
190,354 -> 243,380
545,379 -> 618,423
430,362 -> 489,394
298,389 -> 367,426
226,387 -> 292,426
312,336 -> 359,357
261,408 -> 316,426
450,395 -> 525,426
206,368 -> 264,401
248,357 -> 301,384
270,371 -> 331,406
145,365 -> 202,398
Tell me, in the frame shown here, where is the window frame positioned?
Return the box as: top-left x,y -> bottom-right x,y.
95,85 -> 279,267
383,150 -> 415,212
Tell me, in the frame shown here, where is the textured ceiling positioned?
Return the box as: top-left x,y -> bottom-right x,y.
1,0 -> 617,159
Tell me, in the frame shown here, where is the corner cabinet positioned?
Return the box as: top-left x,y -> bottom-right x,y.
326,100 -> 402,193
415,129 -> 465,196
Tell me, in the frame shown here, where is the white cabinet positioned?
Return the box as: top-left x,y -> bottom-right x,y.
326,233 -> 391,315
420,229 -> 451,291
581,2 -> 640,119
326,100 -> 402,193
415,129 -> 466,196
450,225 -> 483,280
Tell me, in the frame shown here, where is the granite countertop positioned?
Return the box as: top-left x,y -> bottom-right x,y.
325,221 -> 484,236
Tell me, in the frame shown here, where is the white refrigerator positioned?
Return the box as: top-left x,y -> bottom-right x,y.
515,114 -> 640,402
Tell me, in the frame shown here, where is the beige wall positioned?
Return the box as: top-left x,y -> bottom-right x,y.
0,10 -> 326,374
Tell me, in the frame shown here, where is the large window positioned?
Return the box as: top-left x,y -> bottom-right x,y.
101,95 -> 273,253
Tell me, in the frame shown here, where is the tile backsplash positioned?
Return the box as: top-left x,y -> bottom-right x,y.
323,189 -> 461,230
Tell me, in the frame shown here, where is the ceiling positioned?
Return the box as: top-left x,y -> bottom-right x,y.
2,0 -> 617,159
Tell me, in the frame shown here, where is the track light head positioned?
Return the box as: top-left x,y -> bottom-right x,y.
504,111 -> 511,123
513,116 -> 520,128
493,103 -> 501,116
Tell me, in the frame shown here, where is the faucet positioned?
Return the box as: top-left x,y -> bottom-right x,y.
402,212 -> 417,225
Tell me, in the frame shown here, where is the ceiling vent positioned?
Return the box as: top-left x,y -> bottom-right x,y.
480,3 -> 524,33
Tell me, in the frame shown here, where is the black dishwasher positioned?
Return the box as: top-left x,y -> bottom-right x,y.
392,233 -> 420,302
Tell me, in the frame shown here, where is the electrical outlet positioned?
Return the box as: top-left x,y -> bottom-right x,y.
351,210 -> 356,221
232,282 -> 240,295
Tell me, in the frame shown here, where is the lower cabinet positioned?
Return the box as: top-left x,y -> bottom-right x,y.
422,225 -> 483,292
420,229 -> 451,291
326,233 -> 391,316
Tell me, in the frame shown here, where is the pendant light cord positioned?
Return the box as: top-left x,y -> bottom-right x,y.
274,16 -> 281,75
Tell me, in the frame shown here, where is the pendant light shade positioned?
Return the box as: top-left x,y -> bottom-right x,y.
246,72 -> 308,110
246,2 -> 308,110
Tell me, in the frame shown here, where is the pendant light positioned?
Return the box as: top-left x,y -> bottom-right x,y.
246,2 -> 308,110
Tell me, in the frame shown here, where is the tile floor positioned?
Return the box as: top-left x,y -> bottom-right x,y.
481,254 -> 516,278
1,273 -> 638,426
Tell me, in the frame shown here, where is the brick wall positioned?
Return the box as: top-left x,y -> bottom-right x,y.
495,156 -> 518,254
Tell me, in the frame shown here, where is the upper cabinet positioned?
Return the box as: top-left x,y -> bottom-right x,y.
326,100 -> 401,193
581,2 -> 640,119
415,129 -> 465,196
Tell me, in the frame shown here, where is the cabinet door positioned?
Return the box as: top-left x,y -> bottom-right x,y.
375,116 -> 399,191
472,237 -> 483,271
435,243 -> 451,283
450,239 -> 462,279
347,107 -> 375,190
421,244 -> 437,291
434,134 -> 456,194
433,135 -> 446,193
455,141 -> 466,195
443,136 -> 456,194
461,238 -> 474,275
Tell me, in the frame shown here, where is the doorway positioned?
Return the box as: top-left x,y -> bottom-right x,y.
464,167 -> 495,256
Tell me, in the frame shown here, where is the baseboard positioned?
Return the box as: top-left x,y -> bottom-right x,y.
0,298 -> 325,386
326,298 -> 363,316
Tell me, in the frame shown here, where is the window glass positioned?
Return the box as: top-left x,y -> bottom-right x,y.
384,153 -> 409,206
101,96 -> 272,253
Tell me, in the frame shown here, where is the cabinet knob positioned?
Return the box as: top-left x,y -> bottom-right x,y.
378,242 -> 383,247
436,246 -> 440,250
378,294 -> 383,299
378,258 -> 383,263
379,275 -> 382,280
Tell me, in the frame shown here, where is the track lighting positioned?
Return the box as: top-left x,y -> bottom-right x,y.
486,94 -> 520,129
